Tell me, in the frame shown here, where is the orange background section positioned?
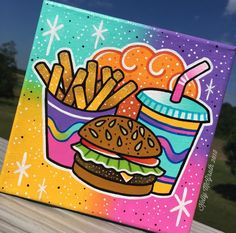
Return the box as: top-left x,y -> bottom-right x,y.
93,44 -> 199,118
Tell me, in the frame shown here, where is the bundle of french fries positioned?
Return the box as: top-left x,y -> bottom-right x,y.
34,50 -> 137,111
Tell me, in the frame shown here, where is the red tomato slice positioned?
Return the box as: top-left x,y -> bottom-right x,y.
81,139 -> 159,167
81,139 -> 120,158
122,156 -> 159,167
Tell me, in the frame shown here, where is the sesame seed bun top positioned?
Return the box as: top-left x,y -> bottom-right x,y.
79,115 -> 162,158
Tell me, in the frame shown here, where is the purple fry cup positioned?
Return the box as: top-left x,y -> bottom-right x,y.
45,92 -> 116,168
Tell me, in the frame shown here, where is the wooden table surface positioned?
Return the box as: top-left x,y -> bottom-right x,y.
0,137 -> 223,233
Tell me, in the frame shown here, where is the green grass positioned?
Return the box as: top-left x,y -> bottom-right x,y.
14,73 -> 24,97
0,72 -> 23,139
194,159 -> 236,233
0,97 -> 18,139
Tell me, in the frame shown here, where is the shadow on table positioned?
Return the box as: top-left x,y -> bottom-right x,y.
212,184 -> 236,202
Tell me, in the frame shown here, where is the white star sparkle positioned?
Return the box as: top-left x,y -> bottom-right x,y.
43,15 -> 64,56
170,187 -> 192,227
205,78 -> 215,100
92,20 -> 108,49
37,178 -> 47,200
14,152 -> 31,186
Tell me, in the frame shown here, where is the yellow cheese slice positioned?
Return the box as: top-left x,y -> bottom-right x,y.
120,172 -> 133,183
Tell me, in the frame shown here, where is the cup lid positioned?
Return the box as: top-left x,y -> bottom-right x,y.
137,90 -> 210,122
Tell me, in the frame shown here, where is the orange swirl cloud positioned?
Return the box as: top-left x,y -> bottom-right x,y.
93,44 -> 199,119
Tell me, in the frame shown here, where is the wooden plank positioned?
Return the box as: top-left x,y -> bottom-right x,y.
0,137 -> 223,233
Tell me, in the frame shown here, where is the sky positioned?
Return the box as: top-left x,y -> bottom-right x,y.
0,0 -> 235,105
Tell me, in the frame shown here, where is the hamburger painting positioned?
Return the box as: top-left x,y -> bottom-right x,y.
1,1 -> 235,232
72,115 -> 165,196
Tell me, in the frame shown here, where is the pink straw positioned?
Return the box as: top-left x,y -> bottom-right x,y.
170,59 -> 211,103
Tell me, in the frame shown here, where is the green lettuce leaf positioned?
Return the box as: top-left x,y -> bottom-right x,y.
72,143 -> 165,177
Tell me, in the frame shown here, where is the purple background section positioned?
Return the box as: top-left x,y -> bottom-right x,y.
144,29 -> 235,231
149,29 -> 235,156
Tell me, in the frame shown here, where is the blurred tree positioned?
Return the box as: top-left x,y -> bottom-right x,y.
215,103 -> 236,175
0,41 -> 18,97
215,103 -> 236,139
224,129 -> 236,176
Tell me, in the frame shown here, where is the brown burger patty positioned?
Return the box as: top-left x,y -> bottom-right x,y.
79,115 -> 161,158
74,153 -> 156,185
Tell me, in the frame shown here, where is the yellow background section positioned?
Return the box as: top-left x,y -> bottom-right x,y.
0,88 -> 109,217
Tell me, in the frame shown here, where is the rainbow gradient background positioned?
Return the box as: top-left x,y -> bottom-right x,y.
0,1 -> 235,232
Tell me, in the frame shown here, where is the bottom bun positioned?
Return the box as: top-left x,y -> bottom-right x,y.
72,162 -> 154,196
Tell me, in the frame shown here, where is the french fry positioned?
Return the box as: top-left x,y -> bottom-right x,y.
101,66 -> 112,84
73,85 -> 87,110
35,50 -> 133,112
58,50 -> 74,92
86,77 -> 117,111
113,69 -> 124,82
56,88 -> 65,101
85,60 -> 98,104
100,81 -> 138,110
48,64 -> 63,95
63,68 -> 87,105
34,62 -> 51,86
96,80 -> 102,94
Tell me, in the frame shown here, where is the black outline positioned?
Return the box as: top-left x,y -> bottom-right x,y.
135,88 -> 210,196
111,80 -> 138,115
44,94 -> 117,169
72,155 -> 156,197
171,60 -> 211,104
35,48 -> 137,112
72,83 -> 87,109
100,66 -> 112,85
39,48 -> 211,198
71,139 -> 165,171
57,49 -> 75,93
34,61 -> 51,87
44,92 -> 73,169
68,115 -> 166,197
63,67 -> 88,107
77,115 -> 163,159
51,63 -> 65,97
135,88 -> 211,124
35,49 -> 120,112
84,59 -> 99,105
